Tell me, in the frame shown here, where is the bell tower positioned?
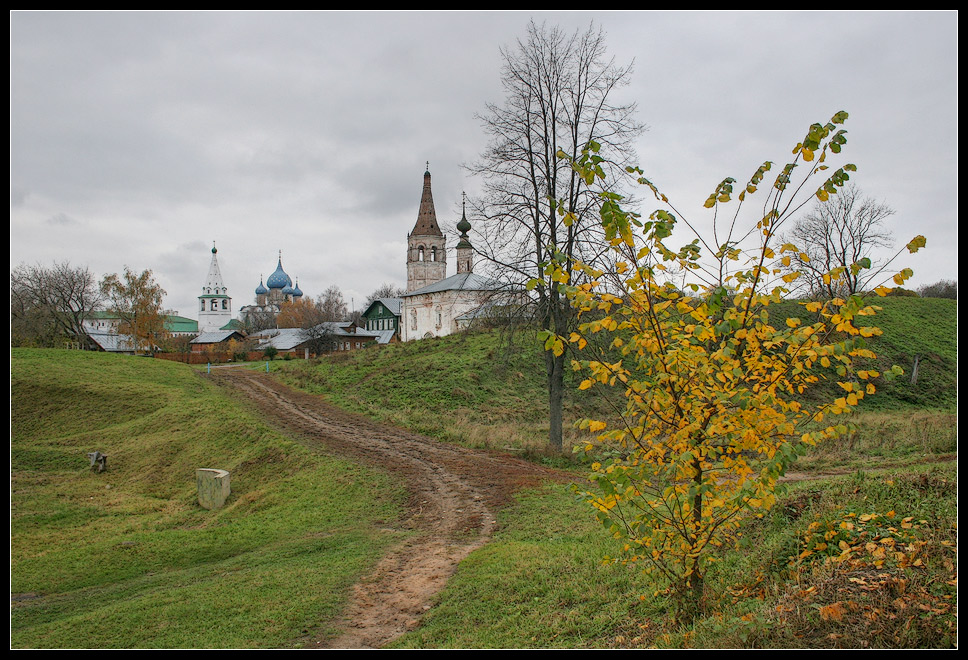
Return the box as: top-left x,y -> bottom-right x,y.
407,164 -> 447,292
198,242 -> 233,333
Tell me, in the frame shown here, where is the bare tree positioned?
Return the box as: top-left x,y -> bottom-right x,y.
317,285 -> 349,322
300,322 -> 338,356
364,283 -> 406,309
11,261 -> 105,347
783,184 -> 895,298
918,279 -> 957,299
239,307 -> 279,334
467,20 -> 643,451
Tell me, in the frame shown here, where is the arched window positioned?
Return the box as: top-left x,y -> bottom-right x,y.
418,246 -> 425,261
430,246 -> 437,261
200,300 -> 205,311
222,299 -> 228,310
211,300 -> 217,311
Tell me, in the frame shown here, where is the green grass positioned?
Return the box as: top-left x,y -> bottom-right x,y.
771,296 -> 957,410
11,293 -> 956,648
272,296 -> 957,648
11,349 -> 407,649
387,463 -> 957,649
278,329 -> 597,459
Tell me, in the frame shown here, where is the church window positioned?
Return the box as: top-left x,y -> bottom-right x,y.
211,300 -> 217,311
222,299 -> 228,310
201,300 -> 205,311
418,246 -> 425,261
431,246 -> 437,261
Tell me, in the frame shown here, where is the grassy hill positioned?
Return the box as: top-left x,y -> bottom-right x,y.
772,296 -> 957,410
280,296 -> 956,460
10,295 -> 957,648
11,349 -> 407,648
272,297 -> 956,648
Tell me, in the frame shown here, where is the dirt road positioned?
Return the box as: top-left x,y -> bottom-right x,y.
209,367 -> 568,649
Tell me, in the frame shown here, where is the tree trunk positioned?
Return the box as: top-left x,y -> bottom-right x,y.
546,349 -> 565,452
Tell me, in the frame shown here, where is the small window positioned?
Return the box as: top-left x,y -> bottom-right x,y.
418,246 -> 425,261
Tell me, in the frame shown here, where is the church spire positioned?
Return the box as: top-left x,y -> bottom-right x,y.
410,164 -> 443,237
205,241 -> 225,290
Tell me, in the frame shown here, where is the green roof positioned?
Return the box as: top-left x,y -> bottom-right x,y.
165,315 -> 199,333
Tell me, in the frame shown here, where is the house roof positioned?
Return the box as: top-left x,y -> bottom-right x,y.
370,329 -> 397,344
165,315 -> 199,334
363,297 -> 403,317
250,324 -> 382,350
86,331 -> 137,353
191,330 -> 244,344
402,272 -> 502,297
251,328 -> 309,351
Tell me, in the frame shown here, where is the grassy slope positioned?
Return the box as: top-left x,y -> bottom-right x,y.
275,297 -> 957,648
11,296 -> 956,648
772,296 -> 957,410
278,329 -> 598,457
11,349 -> 407,649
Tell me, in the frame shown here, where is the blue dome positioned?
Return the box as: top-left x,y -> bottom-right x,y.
292,279 -> 303,297
255,278 -> 268,296
266,255 -> 292,290
281,283 -> 295,296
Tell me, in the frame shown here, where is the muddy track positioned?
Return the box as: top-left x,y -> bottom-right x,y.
207,367 -> 568,649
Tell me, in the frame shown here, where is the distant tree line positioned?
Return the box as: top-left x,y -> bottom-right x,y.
917,279 -> 957,299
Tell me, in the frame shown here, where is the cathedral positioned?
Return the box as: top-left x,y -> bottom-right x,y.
399,167 -> 503,342
238,251 -> 304,327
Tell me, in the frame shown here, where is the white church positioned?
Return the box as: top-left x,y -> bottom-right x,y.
398,167 -> 505,342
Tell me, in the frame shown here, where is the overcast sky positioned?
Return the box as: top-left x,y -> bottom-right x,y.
10,11 -> 958,319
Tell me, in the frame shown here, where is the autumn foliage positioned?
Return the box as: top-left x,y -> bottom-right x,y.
550,112 -> 926,618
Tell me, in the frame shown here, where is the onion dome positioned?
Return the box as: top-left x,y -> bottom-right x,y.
281,282 -> 295,296
292,278 -> 303,297
456,196 -> 473,249
255,276 -> 268,296
266,251 -> 292,290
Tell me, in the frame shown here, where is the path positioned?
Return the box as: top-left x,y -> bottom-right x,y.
208,367 -> 568,649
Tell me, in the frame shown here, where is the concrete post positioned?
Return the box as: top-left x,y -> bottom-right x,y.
196,468 -> 231,510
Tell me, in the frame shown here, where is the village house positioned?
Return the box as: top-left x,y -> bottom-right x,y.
361,297 -> 402,344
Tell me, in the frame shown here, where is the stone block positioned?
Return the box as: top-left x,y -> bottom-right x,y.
196,468 -> 231,510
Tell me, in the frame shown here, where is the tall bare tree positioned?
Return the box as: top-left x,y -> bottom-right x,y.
11,261 -> 105,347
317,285 -> 349,322
468,21 -> 643,451
782,184 -> 895,298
